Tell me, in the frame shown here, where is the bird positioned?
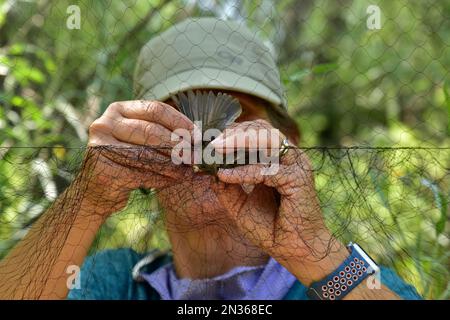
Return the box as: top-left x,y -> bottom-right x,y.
171,90 -> 244,176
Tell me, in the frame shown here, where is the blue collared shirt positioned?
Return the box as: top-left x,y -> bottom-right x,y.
67,248 -> 422,300
141,257 -> 297,300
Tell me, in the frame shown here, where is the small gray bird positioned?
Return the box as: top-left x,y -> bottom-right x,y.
171,90 -> 245,176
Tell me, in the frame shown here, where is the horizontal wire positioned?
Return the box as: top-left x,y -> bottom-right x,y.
0,146 -> 449,150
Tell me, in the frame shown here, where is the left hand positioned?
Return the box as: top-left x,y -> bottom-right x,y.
210,119 -> 348,283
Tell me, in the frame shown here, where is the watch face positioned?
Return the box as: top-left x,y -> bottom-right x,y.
351,243 -> 380,274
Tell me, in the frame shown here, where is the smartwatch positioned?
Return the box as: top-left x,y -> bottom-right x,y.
306,242 -> 380,300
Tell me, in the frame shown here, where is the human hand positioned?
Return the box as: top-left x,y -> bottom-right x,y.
211,119 -> 348,283
75,100 -> 195,217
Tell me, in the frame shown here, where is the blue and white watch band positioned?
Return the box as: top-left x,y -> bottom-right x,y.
307,242 -> 380,300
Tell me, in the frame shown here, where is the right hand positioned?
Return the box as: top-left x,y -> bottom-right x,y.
74,100 -> 195,217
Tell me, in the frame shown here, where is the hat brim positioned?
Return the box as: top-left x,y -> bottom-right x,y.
139,67 -> 285,109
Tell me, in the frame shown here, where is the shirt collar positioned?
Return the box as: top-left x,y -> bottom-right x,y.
140,257 -> 297,300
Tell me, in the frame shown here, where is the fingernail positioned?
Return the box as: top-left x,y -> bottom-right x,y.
241,184 -> 255,194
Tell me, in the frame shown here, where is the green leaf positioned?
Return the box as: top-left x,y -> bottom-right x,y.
26,67 -> 46,84
289,69 -> 311,82
9,43 -> 26,55
11,95 -> 26,107
312,63 -> 338,74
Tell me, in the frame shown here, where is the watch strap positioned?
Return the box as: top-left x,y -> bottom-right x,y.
306,243 -> 377,300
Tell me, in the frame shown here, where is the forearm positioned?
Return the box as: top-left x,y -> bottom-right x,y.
0,178 -> 105,300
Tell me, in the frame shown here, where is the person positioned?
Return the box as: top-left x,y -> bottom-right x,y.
0,17 -> 421,300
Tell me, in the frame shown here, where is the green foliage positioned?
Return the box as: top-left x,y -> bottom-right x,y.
0,0 -> 448,299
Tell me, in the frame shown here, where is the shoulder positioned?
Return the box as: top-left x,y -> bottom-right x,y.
67,248 -> 147,300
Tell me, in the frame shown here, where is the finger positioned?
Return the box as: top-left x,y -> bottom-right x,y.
217,164 -> 294,195
211,181 -> 250,217
282,148 -> 312,168
116,100 -> 194,134
211,125 -> 285,155
86,147 -> 177,191
88,130 -> 137,148
211,181 -> 276,247
217,164 -> 265,184
89,133 -> 188,181
110,118 -> 185,156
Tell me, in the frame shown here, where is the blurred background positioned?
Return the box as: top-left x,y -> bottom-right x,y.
0,0 -> 448,299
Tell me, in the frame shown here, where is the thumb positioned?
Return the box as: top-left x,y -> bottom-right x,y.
211,180 -> 248,220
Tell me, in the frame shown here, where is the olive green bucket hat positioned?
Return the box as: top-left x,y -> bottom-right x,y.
133,17 -> 287,111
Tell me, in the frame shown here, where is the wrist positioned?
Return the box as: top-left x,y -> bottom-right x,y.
306,242 -> 383,300
64,179 -> 111,223
69,171 -> 129,218
280,231 -> 350,287
299,242 -> 349,286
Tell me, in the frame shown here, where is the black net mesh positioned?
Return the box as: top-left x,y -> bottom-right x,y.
0,0 -> 448,300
